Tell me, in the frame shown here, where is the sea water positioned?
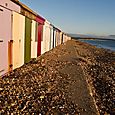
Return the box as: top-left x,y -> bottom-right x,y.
79,39 -> 115,51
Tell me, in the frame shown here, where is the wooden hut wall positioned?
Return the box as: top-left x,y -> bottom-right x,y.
60,32 -> 62,44
36,16 -> 45,56
0,0 -> 20,13
46,21 -> 51,52
41,25 -> 45,54
55,30 -> 58,46
0,6 -> 12,76
66,36 -> 68,41
12,11 -> 25,69
69,36 -> 71,40
56,30 -> 61,46
63,34 -> 66,43
37,24 -> 43,56
42,21 -> 51,54
65,34 -> 67,42
66,35 -> 68,42
67,35 -> 69,41
65,35 -> 68,42
65,35 -> 67,42
24,17 -> 32,63
65,35 -> 67,41
31,20 -> 38,58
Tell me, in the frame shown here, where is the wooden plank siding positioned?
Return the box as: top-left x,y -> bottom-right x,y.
12,11 -> 25,69
24,17 -> 31,63
0,6 -> 12,76
31,20 -> 38,58
36,15 -> 45,56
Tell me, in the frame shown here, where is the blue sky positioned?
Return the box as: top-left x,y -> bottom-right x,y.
20,0 -> 115,36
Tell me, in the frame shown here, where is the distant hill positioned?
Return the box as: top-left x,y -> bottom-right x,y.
68,34 -> 99,38
68,34 -> 115,40
109,35 -> 115,38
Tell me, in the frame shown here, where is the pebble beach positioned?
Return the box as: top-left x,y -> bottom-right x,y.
0,40 -> 115,115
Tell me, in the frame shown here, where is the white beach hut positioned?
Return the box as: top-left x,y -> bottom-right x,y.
41,20 -> 51,54
0,0 -> 20,13
31,20 -> 38,58
0,0 -> 20,76
12,11 -> 25,70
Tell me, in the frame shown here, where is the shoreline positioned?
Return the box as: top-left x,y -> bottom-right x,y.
72,38 -> 115,52
0,40 -> 114,114
72,37 -> 115,41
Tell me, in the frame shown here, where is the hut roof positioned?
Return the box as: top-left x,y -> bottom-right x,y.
11,0 -> 38,16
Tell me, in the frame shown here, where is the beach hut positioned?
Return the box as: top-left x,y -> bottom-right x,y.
65,34 -> 68,42
52,26 -> 57,48
11,0 -> 37,20
36,15 -> 45,56
31,20 -> 38,58
69,36 -> 71,40
0,0 -> 20,13
59,32 -> 63,44
15,1 -> 38,63
63,33 -> 66,43
55,30 -> 58,46
58,29 -> 61,45
0,6 -> 12,76
24,17 -> 32,63
12,11 -> 25,69
42,20 -> 51,54
67,36 -> 71,41
55,28 -> 61,46
0,0 -> 20,76
61,32 -> 64,44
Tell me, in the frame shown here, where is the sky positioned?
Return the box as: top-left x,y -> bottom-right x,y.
20,0 -> 115,36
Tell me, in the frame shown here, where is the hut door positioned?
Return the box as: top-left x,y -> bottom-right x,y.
31,20 -> 38,58
25,17 -> 31,63
8,40 -> 13,71
0,6 -> 12,76
12,12 -> 25,69
37,24 -> 43,56
0,39 -> 4,75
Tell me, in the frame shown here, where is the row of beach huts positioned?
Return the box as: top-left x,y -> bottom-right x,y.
0,0 -> 71,76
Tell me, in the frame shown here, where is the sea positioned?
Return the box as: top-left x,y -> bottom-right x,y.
78,39 -> 115,51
